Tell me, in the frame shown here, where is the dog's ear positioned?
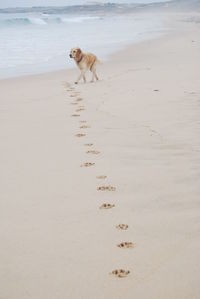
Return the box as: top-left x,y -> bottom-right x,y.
76,48 -> 82,60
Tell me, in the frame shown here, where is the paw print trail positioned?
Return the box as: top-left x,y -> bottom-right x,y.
65,82 -> 133,282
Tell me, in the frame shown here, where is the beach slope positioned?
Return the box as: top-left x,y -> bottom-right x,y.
0,16 -> 200,299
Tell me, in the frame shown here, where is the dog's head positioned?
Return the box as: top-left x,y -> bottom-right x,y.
69,48 -> 82,61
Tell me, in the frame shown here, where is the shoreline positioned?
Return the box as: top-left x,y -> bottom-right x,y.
0,11 -> 196,82
0,11 -> 173,81
0,27 -> 169,82
1,14 -> 200,299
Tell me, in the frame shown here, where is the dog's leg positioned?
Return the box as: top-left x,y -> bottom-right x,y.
91,65 -> 99,82
75,73 -> 82,84
94,70 -> 99,81
83,74 -> 86,83
90,64 -> 95,82
75,70 -> 86,84
91,72 -> 95,83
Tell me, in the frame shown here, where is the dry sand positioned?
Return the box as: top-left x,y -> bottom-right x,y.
0,15 -> 200,299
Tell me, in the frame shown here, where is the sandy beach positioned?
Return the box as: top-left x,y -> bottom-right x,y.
0,14 -> 200,299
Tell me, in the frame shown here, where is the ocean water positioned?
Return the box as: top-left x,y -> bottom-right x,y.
0,7 -> 167,79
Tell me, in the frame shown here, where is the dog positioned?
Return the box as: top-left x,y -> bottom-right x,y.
69,47 -> 99,84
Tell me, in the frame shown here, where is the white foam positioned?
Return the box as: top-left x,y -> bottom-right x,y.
0,13 -> 167,79
62,16 -> 101,23
28,18 -> 47,25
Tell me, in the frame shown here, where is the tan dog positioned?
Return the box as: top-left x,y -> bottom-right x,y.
69,47 -> 99,84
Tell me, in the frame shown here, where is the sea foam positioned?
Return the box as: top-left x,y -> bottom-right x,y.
0,5 -> 167,79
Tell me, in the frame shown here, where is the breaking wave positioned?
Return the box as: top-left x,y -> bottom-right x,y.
0,16 -> 102,27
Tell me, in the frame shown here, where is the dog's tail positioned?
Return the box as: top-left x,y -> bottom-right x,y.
96,59 -> 103,65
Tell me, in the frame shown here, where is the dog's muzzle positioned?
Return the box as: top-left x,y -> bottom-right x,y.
69,54 -> 72,58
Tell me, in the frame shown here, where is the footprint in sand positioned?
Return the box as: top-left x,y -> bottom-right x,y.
117,242 -> 135,249
99,203 -> 115,209
84,143 -> 93,147
66,87 -> 75,92
116,224 -> 129,230
80,125 -> 90,129
87,150 -> 100,155
97,185 -> 116,191
76,108 -> 85,112
80,162 -> 95,167
71,114 -> 80,117
70,91 -> 80,96
110,269 -> 130,278
75,133 -> 86,138
96,175 -> 107,179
